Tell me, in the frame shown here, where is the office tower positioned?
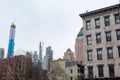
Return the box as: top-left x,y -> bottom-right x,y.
33,51 -> 38,64
0,48 -> 4,59
46,46 -> 53,59
7,23 -> 16,58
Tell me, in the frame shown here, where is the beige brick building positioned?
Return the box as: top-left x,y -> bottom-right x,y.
75,3 -> 120,79
63,48 -> 75,61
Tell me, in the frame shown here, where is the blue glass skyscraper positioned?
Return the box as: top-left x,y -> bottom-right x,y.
7,23 -> 16,58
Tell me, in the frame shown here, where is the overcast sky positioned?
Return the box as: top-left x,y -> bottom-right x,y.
0,0 -> 119,59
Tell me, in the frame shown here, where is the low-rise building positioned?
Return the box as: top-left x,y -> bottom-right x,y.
50,59 -> 84,80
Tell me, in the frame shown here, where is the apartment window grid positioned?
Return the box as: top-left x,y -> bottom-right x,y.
87,35 -> 92,45
95,18 -> 100,28
88,66 -> 93,78
108,64 -> 115,77
86,20 -> 91,30
98,65 -> 104,77
118,46 -> 120,58
97,48 -> 103,60
104,16 -> 110,26
107,47 -> 113,59
116,30 -> 120,40
106,31 -> 112,42
114,13 -> 120,24
96,33 -> 101,43
87,50 -> 93,61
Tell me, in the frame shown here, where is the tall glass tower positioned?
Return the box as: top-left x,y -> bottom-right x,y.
7,23 -> 16,58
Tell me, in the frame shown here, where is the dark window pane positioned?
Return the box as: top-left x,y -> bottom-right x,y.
115,13 -> 120,24
88,66 -> 93,78
104,16 -> 110,26
106,32 -> 112,42
87,50 -> 93,61
86,21 -> 91,30
96,33 -> 101,43
107,47 -> 113,59
116,30 -> 120,40
118,47 -> 120,58
109,65 -> 115,77
87,35 -> 92,45
95,18 -> 100,28
97,48 -> 102,60
98,65 -> 104,77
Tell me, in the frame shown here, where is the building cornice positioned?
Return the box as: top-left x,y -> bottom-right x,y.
79,3 -> 120,18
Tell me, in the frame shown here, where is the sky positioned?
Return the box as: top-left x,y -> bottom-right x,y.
0,0 -> 119,59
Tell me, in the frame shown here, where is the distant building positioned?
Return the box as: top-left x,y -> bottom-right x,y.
63,48 -> 75,61
26,51 -> 32,58
75,28 -> 84,63
46,46 -> 53,59
42,46 -> 53,71
0,48 -> 4,59
42,55 -> 49,70
75,3 -> 120,79
7,23 -> 16,58
33,51 -> 38,65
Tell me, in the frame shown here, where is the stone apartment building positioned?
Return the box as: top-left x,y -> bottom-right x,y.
75,3 -> 120,79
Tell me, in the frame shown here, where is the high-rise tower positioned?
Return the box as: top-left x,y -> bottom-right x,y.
7,23 -> 16,58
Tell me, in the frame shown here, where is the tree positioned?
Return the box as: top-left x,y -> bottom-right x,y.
50,61 -> 68,80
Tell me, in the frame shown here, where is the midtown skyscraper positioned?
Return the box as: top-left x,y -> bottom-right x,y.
7,23 -> 16,58
0,48 -> 4,59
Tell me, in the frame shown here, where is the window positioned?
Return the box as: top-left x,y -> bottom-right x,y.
114,13 -> 120,24
98,65 -> 104,77
97,48 -> 102,60
88,66 -> 93,78
86,21 -> 91,30
87,50 -> 93,61
71,77 -> 73,80
71,69 -> 73,73
87,35 -> 92,45
96,33 -> 101,43
95,18 -> 100,28
109,65 -> 115,77
106,31 -> 112,42
107,47 -> 113,59
118,46 -> 120,57
116,30 -> 120,40
104,16 -> 110,26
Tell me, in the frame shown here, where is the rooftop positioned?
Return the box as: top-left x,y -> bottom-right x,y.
80,3 -> 120,18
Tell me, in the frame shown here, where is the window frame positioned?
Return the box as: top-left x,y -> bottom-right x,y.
96,33 -> 101,43
97,48 -> 103,60
114,13 -> 120,24
88,66 -> 93,78
104,16 -> 110,26
118,46 -> 120,58
98,65 -> 104,77
106,31 -> 112,42
108,64 -> 115,77
116,29 -> 120,40
87,35 -> 92,45
87,50 -> 93,61
86,20 -> 91,30
107,47 -> 113,59
95,18 -> 100,28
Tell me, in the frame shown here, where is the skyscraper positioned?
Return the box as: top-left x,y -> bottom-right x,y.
0,48 -> 4,59
46,46 -> 53,59
7,23 -> 16,58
